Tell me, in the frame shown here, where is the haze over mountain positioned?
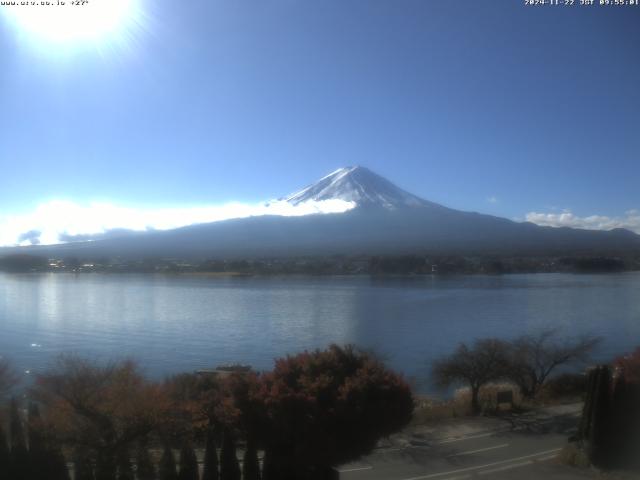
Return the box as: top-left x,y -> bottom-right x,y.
3,166 -> 640,260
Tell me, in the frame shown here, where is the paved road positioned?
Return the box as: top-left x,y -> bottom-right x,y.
338,407 -> 593,480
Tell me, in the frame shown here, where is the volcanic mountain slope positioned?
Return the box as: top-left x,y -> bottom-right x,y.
6,166 -> 640,259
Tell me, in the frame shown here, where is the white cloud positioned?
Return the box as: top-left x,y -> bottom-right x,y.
0,198 -> 356,247
486,196 -> 498,204
525,209 -> 640,234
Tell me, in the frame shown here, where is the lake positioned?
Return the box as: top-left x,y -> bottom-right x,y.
1,272 -> 639,392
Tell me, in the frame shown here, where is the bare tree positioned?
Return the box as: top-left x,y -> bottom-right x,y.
432,339 -> 510,414
506,329 -> 600,399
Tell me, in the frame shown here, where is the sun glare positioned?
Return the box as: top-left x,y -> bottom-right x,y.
2,0 -> 138,44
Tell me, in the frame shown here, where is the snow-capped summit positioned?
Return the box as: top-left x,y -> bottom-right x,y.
285,166 -> 433,210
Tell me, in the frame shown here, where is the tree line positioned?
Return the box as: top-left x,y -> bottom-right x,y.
1,333 -> 632,478
0,345 -> 414,480
2,253 -> 639,275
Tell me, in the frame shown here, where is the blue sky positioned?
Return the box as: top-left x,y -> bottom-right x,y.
0,0 -> 639,244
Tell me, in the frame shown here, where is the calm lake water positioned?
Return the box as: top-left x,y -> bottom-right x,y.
1,272 -> 639,392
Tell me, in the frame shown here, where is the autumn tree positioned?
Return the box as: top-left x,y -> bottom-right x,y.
506,330 -> 600,399
257,344 -> 414,480
32,356 -> 167,480
162,372 -> 223,437
433,339 -> 510,414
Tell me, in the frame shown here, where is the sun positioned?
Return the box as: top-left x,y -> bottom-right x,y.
2,0 -> 139,45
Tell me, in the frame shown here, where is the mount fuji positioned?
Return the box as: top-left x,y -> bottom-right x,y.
4,166 -> 640,259
285,166 -> 432,209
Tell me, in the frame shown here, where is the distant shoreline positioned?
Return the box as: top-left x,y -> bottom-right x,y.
1,252 -> 639,276
1,269 -> 639,278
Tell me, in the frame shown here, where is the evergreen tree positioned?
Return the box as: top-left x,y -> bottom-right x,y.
9,398 -> 26,451
95,450 -> 117,480
158,445 -> 178,480
27,403 -> 44,451
48,447 -> 71,480
201,429 -> 218,480
219,430 -> 240,480
178,442 -> 199,480
241,442 -> 260,480
73,447 -> 96,480
587,366 -> 611,467
116,447 -> 134,480
27,402 -> 45,480
134,441 -> 156,480
0,422 -> 10,480
259,450 -> 286,480
260,450 -> 273,480
9,398 -> 29,480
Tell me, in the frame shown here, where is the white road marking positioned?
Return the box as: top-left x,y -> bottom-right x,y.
534,454 -> 559,462
477,452 -> 559,476
447,443 -> 509,457
338,466 -> 374,473
401,448 -> 562,480
386,427 -> 514,453
369,452 -> 561,480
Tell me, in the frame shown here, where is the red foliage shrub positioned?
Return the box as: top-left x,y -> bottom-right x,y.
257,344 -> 414,478
614,347 -> 640,384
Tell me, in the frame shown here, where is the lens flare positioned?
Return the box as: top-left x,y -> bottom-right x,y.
2,0 -> 143,46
